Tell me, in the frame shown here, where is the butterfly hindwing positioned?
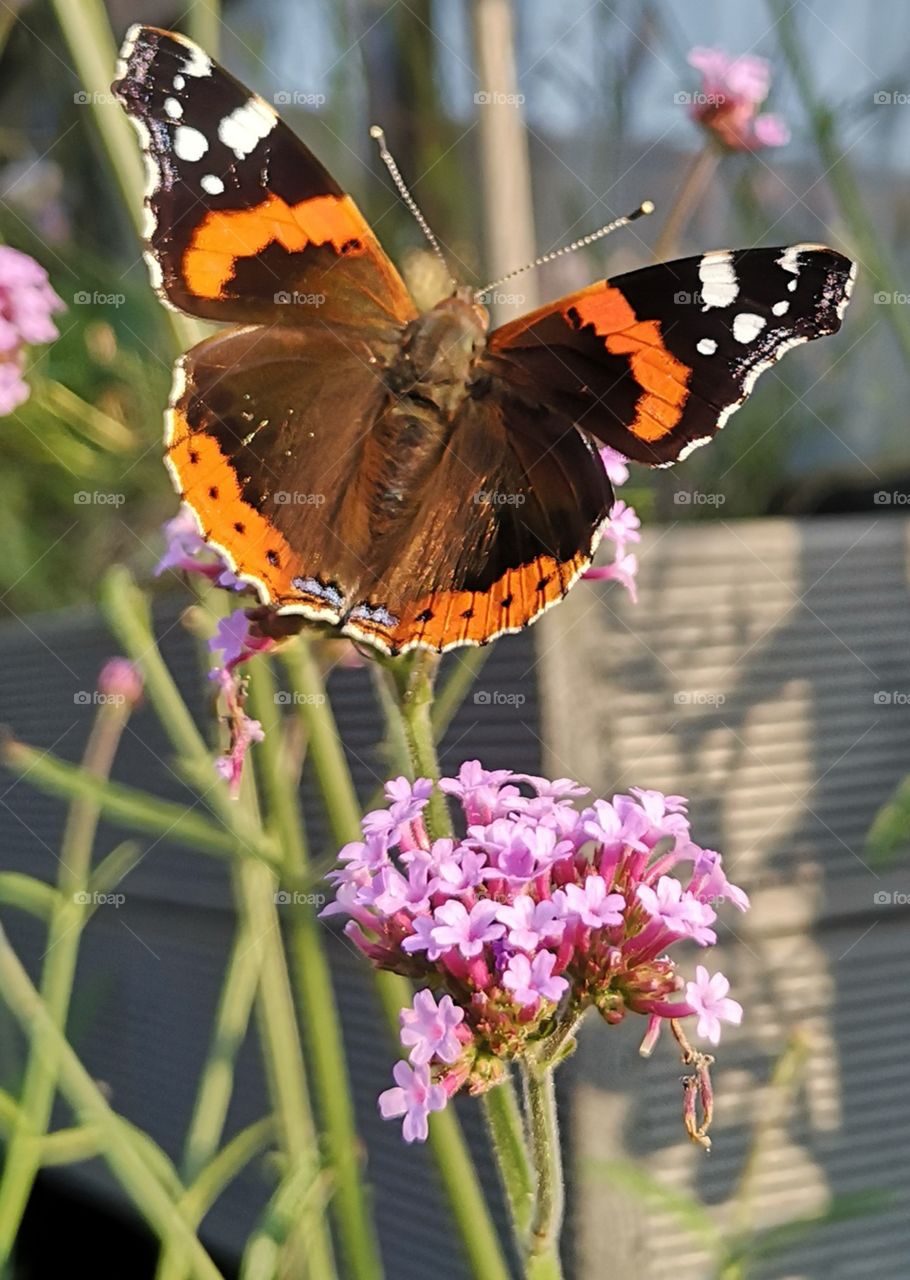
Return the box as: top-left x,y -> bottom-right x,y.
112,25 -> 416,327
486,245 -> 856,465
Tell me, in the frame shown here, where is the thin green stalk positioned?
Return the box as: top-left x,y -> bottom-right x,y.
482,1072 -> 535,1244
0,697 -> 131,1262
0,873 -> 57,921
50,0 -> 203,352
246,657 -> 382,1280
430,648 -> 491,738
187,0 -> 221,56
652,143 -> 720,262
523,1063 -> 564,1280
382,653 -> 451,838
0,738 -> 262,864
289,643 -> 513,1280
0,923 -> 223,1280
181,1118 -> 277,1235
771,0 -> 910,367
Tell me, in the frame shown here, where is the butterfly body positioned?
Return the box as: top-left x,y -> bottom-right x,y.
114,25 -> 856,655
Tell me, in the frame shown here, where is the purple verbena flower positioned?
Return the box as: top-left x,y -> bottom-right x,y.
687,47 -> 790,152
399,989 -> 465,1065
685,965 -> 744,1045
502,951 -> 568,1008
0,246 -> 64,414
378,1060 -> 447,1142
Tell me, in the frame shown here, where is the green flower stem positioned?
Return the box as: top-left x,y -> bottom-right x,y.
523,1063 -> 564,1280
180,1118 -> 277,1236
31,379 -> 134,453
382,653 -> 451,838
241,1149 -> 330,1280
187,0 -> 221,56
0,738 -> 264,864
652,143 -> 720,263
287,643 -> 513,1280
0,697 -> 132,1263
482,1073 -> 535,1244
50,0 -> 204,352
102,573 -> 336,1276
770,0 -> 910,366
246,656 -> 383,1280
0,923 -> 223,1280
0,872 -> 58,920
430,648 -> 491,738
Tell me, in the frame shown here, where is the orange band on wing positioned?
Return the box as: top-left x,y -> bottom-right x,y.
571,288 -> 691,443
168,409 -> 301,602
183,192 -> 369,299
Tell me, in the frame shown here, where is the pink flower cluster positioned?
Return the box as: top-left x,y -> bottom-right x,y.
687,47 -> 790,151
0,245 -> 64,414
324,761 -> 747,1142
582,447 -> 640,601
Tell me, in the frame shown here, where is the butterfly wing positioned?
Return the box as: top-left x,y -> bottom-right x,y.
112,25 -> 416,327
485,245 -> 856,465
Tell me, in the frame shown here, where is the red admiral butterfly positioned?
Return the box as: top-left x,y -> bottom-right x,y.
113,25 -> 856,656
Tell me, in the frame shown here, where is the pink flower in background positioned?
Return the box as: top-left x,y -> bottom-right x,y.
685,966 -> 744,1045
155,506 -> 244,589
97,657 -> 143,708
584,451 -> 641,601
378,1061 -> 448,1143
687,47 -> 790,151
324,761 -> 748,1142
0,245 -> 64,414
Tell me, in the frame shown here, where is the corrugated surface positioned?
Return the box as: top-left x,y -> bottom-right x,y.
0,596 -> 545,1278
540,514 -> 910,1280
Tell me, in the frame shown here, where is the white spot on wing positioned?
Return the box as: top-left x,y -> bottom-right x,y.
164,97 -> 183,120
777,246 -> 802,275
772,300 -> 789,316
173,73 -> 185,90
180,45 -> 212,78
201,173 -> 225,195
733,312 -> 766,344
698,251 -> 738,310
218,98 -> 276,160
696,337 -> 717,356
174,125 -> 209,162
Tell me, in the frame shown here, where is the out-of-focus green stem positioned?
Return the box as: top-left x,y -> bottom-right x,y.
290,643 -> 513,1280
483,1072 -> 535,1244
430,648 -> 491,738
382,652 -> 451,838
0,872 -> 57,920
523,1063 -> 564,1279
771,0 -> 910,366
0,696 -> 132,1262
247,656 -> 381,1280
652,143 -> 720,262
50,0 -> 204,352
0,924 -> 222,1280
187,0 -> 221,56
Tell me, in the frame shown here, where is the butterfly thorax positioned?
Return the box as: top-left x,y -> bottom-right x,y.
384,290 -> 488,418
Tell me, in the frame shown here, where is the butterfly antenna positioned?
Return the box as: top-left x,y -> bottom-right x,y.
474,201 -> 655,302
370,124 -> 457,290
